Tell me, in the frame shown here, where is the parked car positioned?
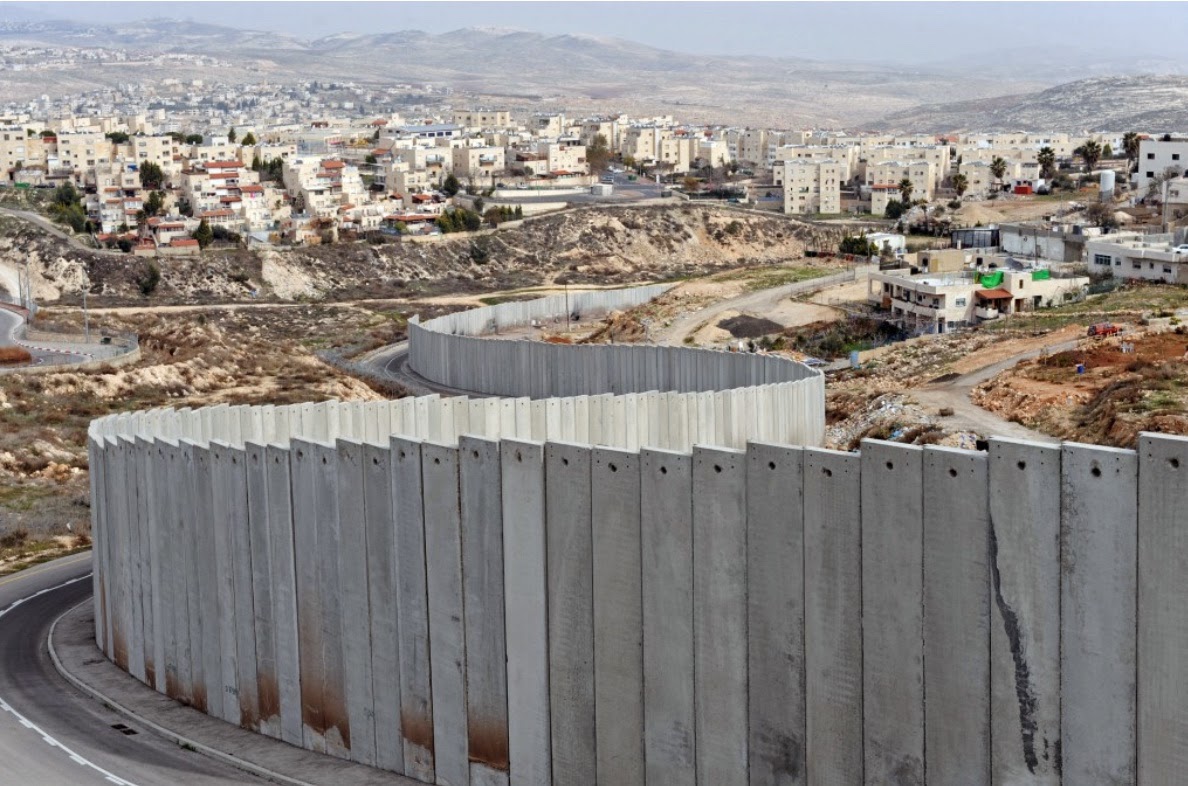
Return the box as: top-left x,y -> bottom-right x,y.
1087,322 -> 1121,338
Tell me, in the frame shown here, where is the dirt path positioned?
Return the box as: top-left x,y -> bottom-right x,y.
909,333 -> 1085,443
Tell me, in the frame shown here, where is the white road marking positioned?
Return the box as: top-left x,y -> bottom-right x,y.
0,572 -> 139,786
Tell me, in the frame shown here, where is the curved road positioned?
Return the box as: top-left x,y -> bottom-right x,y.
0,554 -> 259,784
0,306 -> 90,366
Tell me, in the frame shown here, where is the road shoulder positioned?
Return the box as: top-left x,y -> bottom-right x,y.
50,602 -> 415,786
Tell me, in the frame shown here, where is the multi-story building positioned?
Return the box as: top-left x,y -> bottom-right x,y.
778,159 -> 844,215
868,160 -> 936,213
1135,138 -> 1188,195
452,110 -> 511,130
281,157 -> 367,219
867,266 -> 1089,334
537,142 -> 588,175
451,146 -> 506,179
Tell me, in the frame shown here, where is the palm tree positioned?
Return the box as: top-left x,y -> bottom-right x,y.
1076,140 -> 1102,173
1123,132 -> 1141,173
1037,147 -> 1057,180
990,156 -> 1007,191
898,177 -> 914,204
951,173 -> 969,198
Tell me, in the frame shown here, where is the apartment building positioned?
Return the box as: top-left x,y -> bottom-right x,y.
868,160 -> 935,213
282,157 -> 367,219
867,266 -> 1089,334
1135,138 -> 1188,195
864,144 -> 951,187
452,110 -> 512,130
537,142 -> 588,175
56,132 -> 112,180
451,145 -> 506,178
697,139 -> 734,169
773,145 -> 856,182
733,128 -> 768,166
533,114 -> 566,138
779,159 -> 844,215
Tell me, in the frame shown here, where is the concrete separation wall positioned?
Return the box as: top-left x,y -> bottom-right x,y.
89,405 -> 1188,785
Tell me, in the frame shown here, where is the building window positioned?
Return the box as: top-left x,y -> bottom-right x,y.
1164,266 -> 1173,274
1175,154 -> 1182,161
1148,153 -> 1156,160
1115,259 -> 1122,266
955,297 -> 967,306
1147,171 -> 1155,178
1133,262 -> 1142,270
1094,254 -> 1112,266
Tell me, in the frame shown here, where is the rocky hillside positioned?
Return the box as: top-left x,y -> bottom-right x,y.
3,205 -> 845,306
878,75 -> 1188,133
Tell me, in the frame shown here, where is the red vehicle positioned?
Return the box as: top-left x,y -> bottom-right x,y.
1087,322 -> 1120,338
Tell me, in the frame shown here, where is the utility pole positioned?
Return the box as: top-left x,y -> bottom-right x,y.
82,289 -> 89,342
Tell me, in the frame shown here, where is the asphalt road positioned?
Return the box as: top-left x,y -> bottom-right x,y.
0,554 -> 259,784
0,306 -> 91,366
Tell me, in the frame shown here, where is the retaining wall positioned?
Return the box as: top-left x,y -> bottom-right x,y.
88,403 -> 1188,784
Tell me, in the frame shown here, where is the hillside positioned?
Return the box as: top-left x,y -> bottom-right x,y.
0,205 -> 854,306
878,75 -> 1188,132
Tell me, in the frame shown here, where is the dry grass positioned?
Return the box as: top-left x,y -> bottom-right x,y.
0,346 -> 32,365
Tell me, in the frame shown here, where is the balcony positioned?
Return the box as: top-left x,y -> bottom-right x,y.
975,307 -> 1002,321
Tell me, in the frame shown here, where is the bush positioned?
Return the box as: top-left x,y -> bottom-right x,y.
0,346 -> 33,365
884,199 -> 906,220
138,262 -> 161,296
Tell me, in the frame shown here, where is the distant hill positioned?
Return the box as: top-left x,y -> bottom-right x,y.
877,75 -> 1188,132
0,20 -> 1050,128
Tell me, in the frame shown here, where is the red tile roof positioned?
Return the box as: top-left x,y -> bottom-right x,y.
170,238 -> 199,247
205,160 -> 241,169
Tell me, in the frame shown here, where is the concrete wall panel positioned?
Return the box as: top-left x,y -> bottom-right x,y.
1061,443 -> 1136,785
860,440 -> 924,786
422,442 -> 469,786
692,446 -> 748,786
803,449 -> 863,786
591,447 -> 645,786
545,442 -> 596,786
640,447 -> 695,786
922,446 -> 990,785
1138,433 -> 1188,784
987,439 -> 1061,784
746,442 -> 806,786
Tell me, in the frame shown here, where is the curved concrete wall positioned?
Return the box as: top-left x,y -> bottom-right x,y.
88,407 -> 1188,785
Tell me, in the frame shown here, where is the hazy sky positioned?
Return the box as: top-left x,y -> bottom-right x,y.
12,2 -> 1188,64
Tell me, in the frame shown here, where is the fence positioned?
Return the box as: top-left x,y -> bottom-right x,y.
88,402 -> 1188,785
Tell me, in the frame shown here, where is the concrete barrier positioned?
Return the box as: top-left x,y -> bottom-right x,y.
88,281 -> 1188,784
89,403 -> 1188,785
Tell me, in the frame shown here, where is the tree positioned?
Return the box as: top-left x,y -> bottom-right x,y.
898,177 -> 914,204
884,199 -> 906,220
1084,200 -> 1119,230
106,131 -> 129,144
177,197 -> 193,217
951,172 -> 969,198
192,219 -> 213,249
1037,147 -> 1057,180
473,197 -> 485,215
227,127 -> 237,143
143,190 -> 164,218
839,235 -> 875,256
442,173 -> 461,197
39,129 -> 55,138
184,133 -> 204,145
990,156 -> 1008,190
1123,132 -> 1141,173
1102,143 -> 1113,159
372,128 -> 381,142
138,161 -> 164,189
241,132 -> 256,146
586,133 -> 611,173
1075,140 -> 1102,173
365,153 -> 378,165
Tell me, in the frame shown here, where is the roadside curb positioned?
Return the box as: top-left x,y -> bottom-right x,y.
48,600 -> 316,786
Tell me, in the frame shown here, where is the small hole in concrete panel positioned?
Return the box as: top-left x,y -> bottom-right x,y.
321,456 -> 327,465
660,466 -> 668,475
399,451 -> 406,459
232,457 -> 238,465
297,450 -> 304,459
1017,460 -> 1027,470
885,461 -> 894,471
562,458 -> 570,467
823,467 -> 833,478
609,463 -> 618,473
714,464 -> 722,473
948,468 -> 957,478
1091,466 -> 1102,478
434,457 -> 440,465
516,451 -> 522,462
372,457 -> 379,466
1171,457 -> 1181,469
768,461 -> 777,470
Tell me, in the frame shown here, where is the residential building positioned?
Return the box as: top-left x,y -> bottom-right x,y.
452,110 -> 511,130
1136,137 -> 1188,195
1086,233 -> 1188,283
867,266 -> 1089,334
779,159 -> 844,215
868,160 -> 935,213
451,146 -> 506,179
